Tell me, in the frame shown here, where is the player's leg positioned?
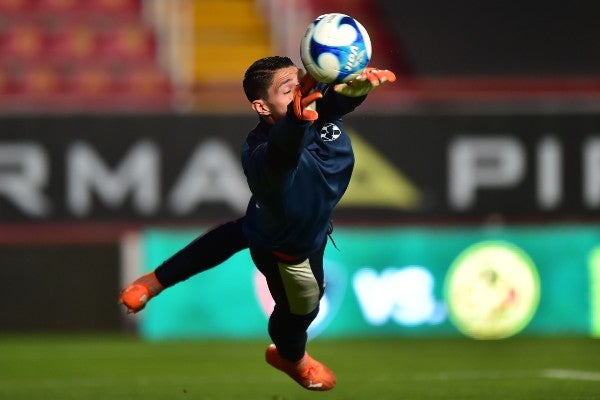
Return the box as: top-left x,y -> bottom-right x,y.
119,217 -> 249,313
251,242 -> 336,390
154,217 -> 248,286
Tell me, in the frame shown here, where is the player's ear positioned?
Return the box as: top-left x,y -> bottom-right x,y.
251,99 -> 270,116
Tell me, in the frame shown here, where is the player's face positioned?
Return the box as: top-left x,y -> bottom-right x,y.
263,66 -> 299,122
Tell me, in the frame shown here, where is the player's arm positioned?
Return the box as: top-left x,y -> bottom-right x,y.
316,68 -> 396,116
292,72 -> 322,121
317,83 -> 366,117
265,73 -> 323,170
333,67 -> 396,97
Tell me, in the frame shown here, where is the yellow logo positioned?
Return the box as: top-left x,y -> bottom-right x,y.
340,129 -> 421,210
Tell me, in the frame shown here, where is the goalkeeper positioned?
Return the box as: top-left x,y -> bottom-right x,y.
120,56 -> 395,391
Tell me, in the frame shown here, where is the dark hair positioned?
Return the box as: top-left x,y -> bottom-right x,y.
243,56 -> 295,102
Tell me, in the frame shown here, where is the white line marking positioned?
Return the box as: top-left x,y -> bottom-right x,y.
541,369 -> 600,382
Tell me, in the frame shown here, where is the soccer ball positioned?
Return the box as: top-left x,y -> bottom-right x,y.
300,13 -> 372,84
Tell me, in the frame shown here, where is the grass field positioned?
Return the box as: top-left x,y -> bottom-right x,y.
1,334 -> 599,400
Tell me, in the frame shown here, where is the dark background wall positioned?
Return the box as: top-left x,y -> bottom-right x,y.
376,1 -> 600,76
0,243 -> 120,331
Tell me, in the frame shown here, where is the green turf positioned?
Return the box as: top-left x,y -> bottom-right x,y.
0,334 -> 598,399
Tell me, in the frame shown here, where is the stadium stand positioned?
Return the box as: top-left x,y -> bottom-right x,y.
367,1 -> 600,110
185,0 -> 272,112
193,0 -> 271,83
0,0 -> 172,112
0,0 -> 598,113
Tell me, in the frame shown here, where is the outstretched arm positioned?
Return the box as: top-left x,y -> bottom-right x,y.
333,67 -> 396,97
265,74 -> 323,170
316,68 -> 397,117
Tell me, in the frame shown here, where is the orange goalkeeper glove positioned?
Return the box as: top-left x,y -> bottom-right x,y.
293,73 -> 323,121
333,67 -> 396,97
119,271 -> 164,313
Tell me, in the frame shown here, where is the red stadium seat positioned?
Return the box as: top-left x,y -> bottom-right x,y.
0,69 -> 14,94
87,0 -> 140,14
0,0 -> 171,111
47,23 -> 99,64
17,65 -> 66,95
0,0 -> 34,13
117,66 -> 170,95
98,23 -> 156,63
35,0 -> 83,13
67,65 -> 116,96
0,24 -> 48,61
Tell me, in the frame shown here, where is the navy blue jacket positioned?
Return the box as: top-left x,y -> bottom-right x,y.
241,85 -> 365,258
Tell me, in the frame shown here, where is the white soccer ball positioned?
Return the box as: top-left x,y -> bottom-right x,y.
300,13 -> 372,84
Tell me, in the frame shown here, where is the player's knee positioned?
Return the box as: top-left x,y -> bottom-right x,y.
289,286 -> 320,315
278,259 -> 320,315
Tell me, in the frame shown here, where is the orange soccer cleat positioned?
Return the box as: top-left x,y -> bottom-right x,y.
265,344 -> 336,391
119,271 -> 164,313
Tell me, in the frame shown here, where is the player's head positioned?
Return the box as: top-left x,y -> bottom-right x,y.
244,56 -> 299,124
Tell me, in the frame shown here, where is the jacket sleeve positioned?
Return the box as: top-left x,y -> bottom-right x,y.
265,112 -> 312,170
316,85 -> 367,118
